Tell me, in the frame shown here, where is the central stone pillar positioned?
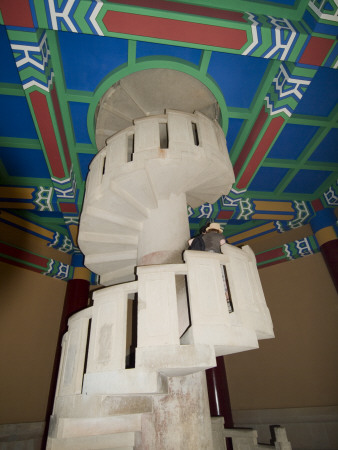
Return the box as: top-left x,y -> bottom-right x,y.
137,192 -> 190,266
139,372 -> 213,450
136,193 -> 213,449
137,191 -> 191,336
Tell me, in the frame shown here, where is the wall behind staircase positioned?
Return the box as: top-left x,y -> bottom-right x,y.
225,251 -> 338,409
224,244 -> 338,449
0,223 -> 68,424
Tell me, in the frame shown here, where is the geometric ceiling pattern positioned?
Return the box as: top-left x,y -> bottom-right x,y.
0,0 -> 337,281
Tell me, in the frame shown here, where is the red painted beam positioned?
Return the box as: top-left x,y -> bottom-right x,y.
59,202 -> 78,213
256,247 -> 285,264
0,255 -> 42,273
299,36 -> 334,66
0,242 -> 48,268
217,210 -> 234,220
30,90 -> 66,179
234,107 -> 268,178
0,0 -> 34,27
311,198 -> 324,212
103,11 -> 247,49
237,115 -> 285,189
107,0 -> 247,22
51,86 -> 72,171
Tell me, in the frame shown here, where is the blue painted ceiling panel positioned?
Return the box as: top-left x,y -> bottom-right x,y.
0,26 -> 21,84
309,128 -> 338,163
136,41 -> 201,66
294,67 -> 338,117
267,123 -> 319,160
0,147 -> 50,178
69,102 -> 91,144
227,118 -> 244,151
207,52 -> 270,109
58,31 -> 129,91
284,169 -> 332,194
78,153 -> 95,181
248,166 -> 289,191
0,95 -> 38,139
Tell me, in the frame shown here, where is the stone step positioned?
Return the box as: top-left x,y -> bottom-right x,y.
82,368 -> 168,396
136,343 -> 216,376
142,156 -> 208,201
189,172 -> 233,193
51,414 -> 141,440
187,186 -> 231,207
89,186 -> 148,221
79,208 -> 141,236
84,254 -> 137,276
100,265 -> 136,286
85,249 -> 137,265
186,192 -> 207,209
48,431 -> 136,449
53,394 -> 153,419
77,232 -> 138,255
108,181 -> 149,220
95,80 -> 146,150
112,167 -> 158,211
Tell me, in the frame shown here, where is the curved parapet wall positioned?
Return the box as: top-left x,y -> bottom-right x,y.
78,110 -> 234,284
52,247 -> 273,403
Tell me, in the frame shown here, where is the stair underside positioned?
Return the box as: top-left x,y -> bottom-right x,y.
79,152 -> 233,285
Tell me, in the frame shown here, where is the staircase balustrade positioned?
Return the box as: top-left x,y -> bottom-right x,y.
78,110 -> 235,286
54,246 -> 273,403
84,109 -> 233,209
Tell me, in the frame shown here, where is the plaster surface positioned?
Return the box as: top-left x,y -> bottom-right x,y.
138,371 -> 213,450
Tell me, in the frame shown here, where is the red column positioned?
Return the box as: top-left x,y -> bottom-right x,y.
310,208 -> 338,293
320,240 -> 338,292
58,277 -> 90,334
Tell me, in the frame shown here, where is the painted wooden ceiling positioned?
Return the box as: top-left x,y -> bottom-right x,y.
0,0 -> 337,282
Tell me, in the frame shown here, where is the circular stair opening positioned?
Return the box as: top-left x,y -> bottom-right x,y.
95,68 -> 221,151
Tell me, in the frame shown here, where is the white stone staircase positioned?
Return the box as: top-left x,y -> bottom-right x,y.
78,110 -> 234,286
59,104 -> 277,448
47,249 -> 274,449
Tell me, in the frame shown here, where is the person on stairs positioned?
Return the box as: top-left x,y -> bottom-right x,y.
188,222 -> 226,253
188,222 -> 232,312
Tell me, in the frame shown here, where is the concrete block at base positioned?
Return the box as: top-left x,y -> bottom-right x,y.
82,368 -> 168,395
136,344 -> 217,376
211,417 -> 226,450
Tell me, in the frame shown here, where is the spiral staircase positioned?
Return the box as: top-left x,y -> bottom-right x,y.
78,108 -> 234,286
47,71 -> 275,449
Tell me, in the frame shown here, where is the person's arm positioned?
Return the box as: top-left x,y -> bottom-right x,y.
220,238 -> 226,246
